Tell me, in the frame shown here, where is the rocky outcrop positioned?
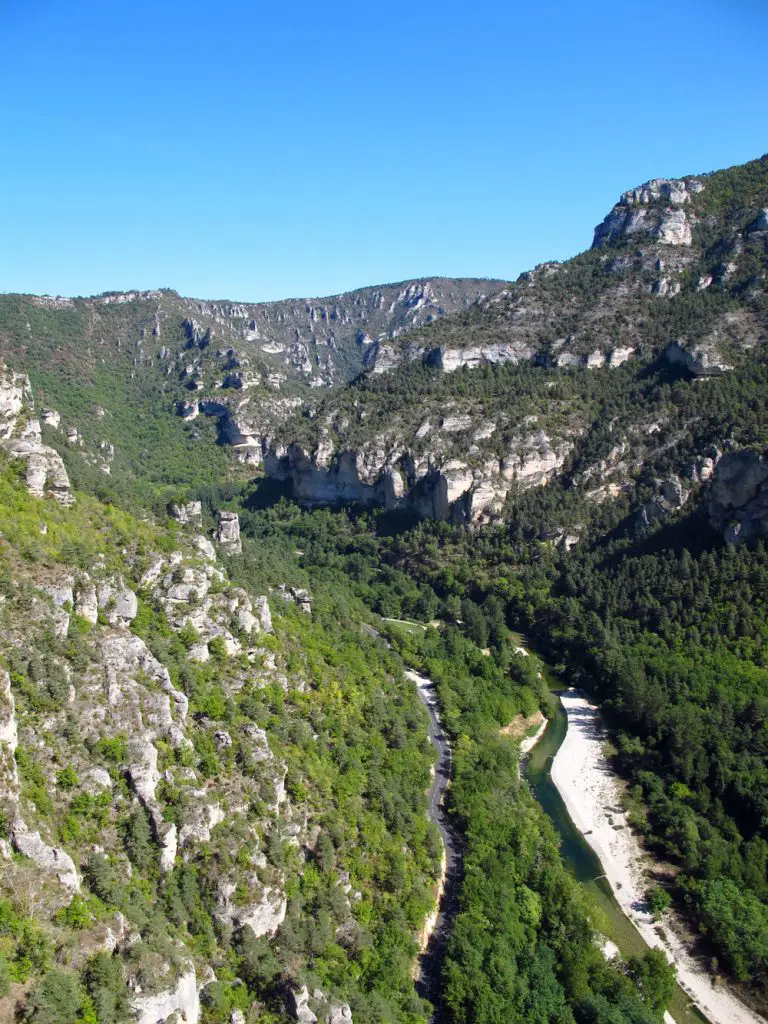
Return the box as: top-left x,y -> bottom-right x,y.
0,364 -> 73,504
169,500 -> 202,525
40,408 -> 60,429
11,826 -> 81,892
592,177 -> 703,248
97,578 -> 138,625
215,511 -> 242,554
6,432 -> 73,505
131,964 -> 200,1024
265,430 -> 572,524
288,985 -> 318,1024
0,670 -> 20,814
427,341 -> 535,373
708,449 -> 768,544
502,431 -> 572,489
664,339 -> 732,377
216,881 -> 287,937
0,365 -> 32,438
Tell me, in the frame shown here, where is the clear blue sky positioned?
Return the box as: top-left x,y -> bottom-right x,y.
1,0 -> 766,302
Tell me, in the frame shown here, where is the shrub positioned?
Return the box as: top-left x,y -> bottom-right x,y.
23,968 -> 84,1023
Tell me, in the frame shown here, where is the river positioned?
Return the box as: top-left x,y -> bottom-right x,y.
406,653 -> 742,1024
525,674 -> 709,1024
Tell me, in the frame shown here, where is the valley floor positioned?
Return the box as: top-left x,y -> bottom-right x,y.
551,691 -> 766,1024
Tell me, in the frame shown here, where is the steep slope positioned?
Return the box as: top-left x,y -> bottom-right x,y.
364,156 -> 768,375
0,370 -> 441,1024
0,279 -> 502,502
258,155 -> 768,526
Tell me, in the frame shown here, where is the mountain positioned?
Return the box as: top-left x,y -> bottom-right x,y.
1,153 -> 768,1024
246,156 -> 768,530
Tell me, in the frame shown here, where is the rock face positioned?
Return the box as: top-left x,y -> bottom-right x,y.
0,363 -> 74,505
0,670 -> 20,814
169,500 -> 203,525
592,177 -> 703,248
216,885 -> 287,937
0,365 -> 32,438
11,826 -> 81,892
131,965 -> 200,1024
265,430 -> 571,524
708,449 -> 768,544
215,511 -> 242,554
288,985 -> 318,1024
664,339 -> 733,377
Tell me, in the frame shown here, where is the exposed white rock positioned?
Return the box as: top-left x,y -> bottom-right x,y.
0,366 -> 32,439
664,340 -> 732,376
75,581 -> 99,623
593,177 -> 701,248
97,578 -> 139,625
608,346 -> 634,367
329,1005 -> 353,1024
169,501 -> 203,525
127,741 -> 161,807
502,432 -> 571,489
131,964 -> 200,1024
288,984 -> 318,1024
215,511 -> 242,554
254,596 -> 273,633
0,670 -> 20,807
6,437 -> 73,505
187,535 -> 214,563
83,767 -> 113,793
11,825 -> 80,891
159,823 -> 178,873
217,882 -> 287,937
39,582 -> 74,607
432,341 -> 535,372
440,414 -> 473,432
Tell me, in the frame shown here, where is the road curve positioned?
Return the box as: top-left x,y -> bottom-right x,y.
405,670 -> 463,1019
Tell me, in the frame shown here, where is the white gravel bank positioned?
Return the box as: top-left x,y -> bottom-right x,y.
551,690 -> 765,1024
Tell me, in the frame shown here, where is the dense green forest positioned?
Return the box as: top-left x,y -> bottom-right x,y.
228,484 -> 768,1013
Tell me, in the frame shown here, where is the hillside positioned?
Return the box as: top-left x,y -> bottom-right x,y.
255,155 -> 768,530
0,367 -> 671,1024
1,152 -> 768,1024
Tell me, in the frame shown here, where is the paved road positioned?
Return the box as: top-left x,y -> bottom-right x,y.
405,670 -> 463,1020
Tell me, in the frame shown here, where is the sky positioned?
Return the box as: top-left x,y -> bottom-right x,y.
1,0 -> 766,303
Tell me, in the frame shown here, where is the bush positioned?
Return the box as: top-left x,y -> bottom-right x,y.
647,886 -> 671,918
23,969 -> 83,1023
56,766 -> 79,790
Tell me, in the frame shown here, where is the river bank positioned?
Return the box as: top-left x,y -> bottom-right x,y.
551,690 -> 765,1024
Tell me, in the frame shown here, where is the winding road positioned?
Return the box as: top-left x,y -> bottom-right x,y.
405,670 -> 463,1019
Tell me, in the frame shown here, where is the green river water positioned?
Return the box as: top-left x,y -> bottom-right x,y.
524,672 -> 708,1024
